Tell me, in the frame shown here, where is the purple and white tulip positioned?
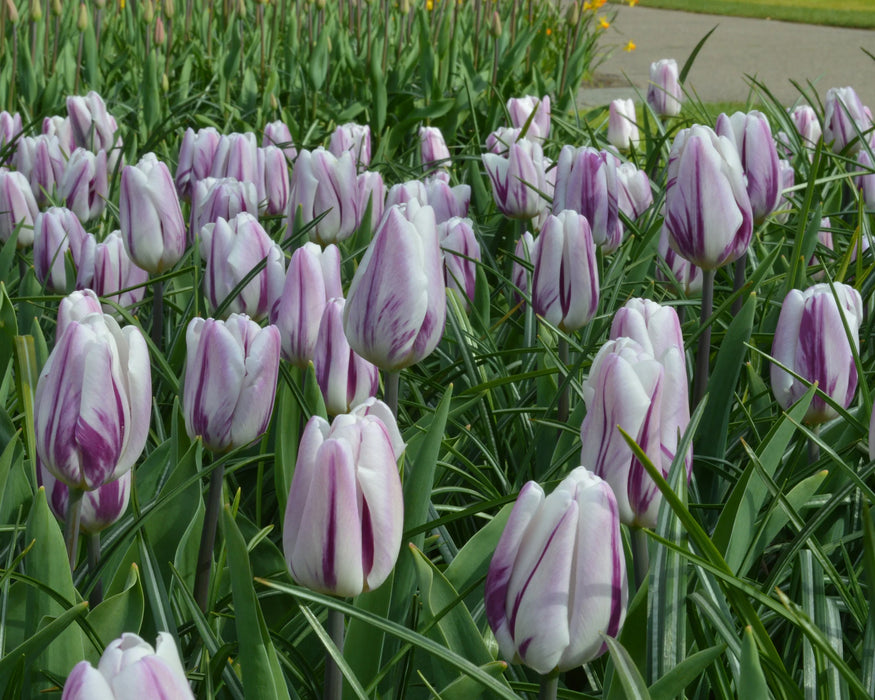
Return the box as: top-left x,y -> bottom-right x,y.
209,132 -> 259,184
511,230 -> 536,303
439,217 -> 480,310
425,176 -> 470,224
482,138 -> 550,221
33,207 -> 89,293
13,134 -> 66,206
0,110 -> 22,159
656,224 -> 703,296
790,105 -> 822,150
257,145 -> 290,216
419,126 -> 452,173
66,91 -> 123,170
646,59 -> 682,118
356,170 -> 386,232
607,98 -> 640,151
616,162 -> 653,220
60,148 -> 109,223
506,95 -> 551,143
0,169 -> 38,247
76,232 -> 149,312
485,127 -> 524,156
190,176 -> 259,240
329,123 -> 372,170
175,126 -> 221,200
40,460 -> 131,534
56,289 -> 103,341
263,120 -> 297,161
42,115 -> 75,157
823,86 -> 872,154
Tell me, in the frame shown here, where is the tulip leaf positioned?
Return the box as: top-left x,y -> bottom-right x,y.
12,336 -> 39,473
222,506 -> 291,700
738,626 -> 770,699
647,644 -> 725,700
84,563 -> 144,659
436,661 -> 509,700
605,578 -> 649,700
343,575 -> 395,700
602,634 -> 652,700
444,503 -> 512,598
861,501 -> 875,696
273,375 -> 299,516
0,283 -> 17,373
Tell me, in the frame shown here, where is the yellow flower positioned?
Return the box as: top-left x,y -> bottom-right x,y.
546,27 -> 552,35
426,0 -> 433,9
624,40 -> 636,51
628,0 -> 638,5
598,15 -> 609,29
120,0 -> 125,8
594,0 -> 606,7
583,0 -> 592,9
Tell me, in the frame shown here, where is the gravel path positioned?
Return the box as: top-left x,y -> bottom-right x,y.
578,5 -> 875,110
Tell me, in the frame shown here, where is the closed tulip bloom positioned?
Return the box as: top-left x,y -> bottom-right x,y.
13,134 -> 66,206
439,217 -> 480,309
824,86 -> 872,154
580,338 -> 666,527
512,230 -> 537,303
175,126 -> 221,200
808,218 -> 833,280
608,98 -> 640,151
62,632 -> 193,699
0,169 -> 38,247
33,207 -> 89,292
40,460 -> 131,534
664,125 -> 753,270
790,105 -> 822,149
190,176 -> 259,240
656,224 -> 702,296
42,115 -> 75,157
61,148 -> 109,223
646,58 -> 682,118
201,213 -> 285,320
506,94 -> 551,143
56,289 -> 102,341
257,145 -> 290,216
263,120 -> 297,161
531,210 -> 599,332
553,146 -> 622,252
77,232 -> 149,312
287,148 -> 359,245
485,126 -> 524,156
210,132 -> 259,185
119,153 -> 186,274
329,123 -> 371,170
0,110 -> 22,155
283,409 -> 404,597
344,201 -> 446,370
34,311 -> 151,490
270,242 -> 343,365
425,176 -> 470,224
771,283 -> 863,424
616,162 -> 653,220
485,467 -> 627,675
716,111 -> 782,225
482,138 -> 549,220
67,92 -> 122,161
774,159 -> 796,224
356,170 -> 386,232
183,314 -> 281,452
419,126 -> 452,173
385,179 -> 427,211
314,298 -> 379,416
855,144 -> 875,211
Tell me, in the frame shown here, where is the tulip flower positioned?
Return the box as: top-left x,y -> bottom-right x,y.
34,311 -> 151,491
60,148 -> 109,223
356,170 -> 386,232
344,201 -> 446,371
200,213 -> 285,320
482,138 -> 550,220
257,145 -> 290,216
0,169 -> 38,247
484,466 -> 627,675
646,58 -> 682,118
286,148 -> 359,245
66,91 -> 123,170
56,289 -> 103,341
808,218 -> 834,280
485,126 -> 524,156
531,211 -> 599,332
329,122 -> 372,170
183,314 -> 281,452
314,298 -> 380,416
263,120 -> 297,161
385,179 -> 428,211
425,176 -> 471,224
439,217 -> 480,310
270,242 -> 343,365
190,176 -> 259,240
856,143 -> 875,211
607,98 -> 640,151
615,162 -> 653,220
175,126 -> 221,200
419,125 -> 452,173
76,232 -> 149,312
773,159 -> 796,224
506,94 -> 551,143
33,207 -> 89,293
119,153 -> 187,274
511,230 -> 536,303
770,283 -> 863,425
283,407 -> 404,597
40,460 -> 131,535
716,111 -> 782,225
62,633 -> 193,699
13,134 -> 66,206
43,114 -> 75,157
790,104 -> 822,149
553,146 -> 622,252
210,132 -> 259,184
823,86 -> 872,154
0,110 -> 22,156
656,224 -> 702,296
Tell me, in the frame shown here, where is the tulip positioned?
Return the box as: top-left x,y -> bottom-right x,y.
646,58 -> 682,118
119,153 -> 186,274
485,126 -> 524,155
13,134 -> 66,206
808,218 -> 833,280
62,633 -> 193,699
356,170 -> 386,232
66,92 -> 123,171
385,179 -> 427,211
314,298 -> 380,416
175,126 -> 221,200
656,224 -> 702,296
419,125 -> 452,173
664,125 -> 753,270
615,162 -> 653,220
553,146 -> 622,252
200,213 -> 285,320
270,242 -> 343,365
42,114 -> 75,157
61,148 -> 109,223
190,176 -> 259,240
770,283 -> 863,425
531,211 -> 599,332
210,132 -> 259,184
425,176 -> 470,224
0,110 -> 22,156
257,145 -> 290,216
183,314 -> 281,452
856,144 -> 875,211
283,407 -> 404,597
33,207 -> 89,293
34,311 -> 151,491
823,86 -> 872,154
286,148 -> 359,245
344,201 -> 446,370
0,169 -> 38,247
329,122 -> 371,170
77,232 -> 149,312
56,289 -> 103,341
511,230 -> 536,303
40,460 -> 131,534
484,466 -> 627,674
482,138 -> 550,220
263,120 -> 297,161
439,217 -> 480,309
607,98 -> 640,151
773,158 -> 796,224
716,111 -> 782,225
790,104 -> 822,149
506,94 -> 551,143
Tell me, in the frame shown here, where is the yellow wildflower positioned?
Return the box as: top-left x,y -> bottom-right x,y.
624,40 -> 636,51
546,27 -> 552,35
598,15 -> 609,29
120,0 -> 125,8
629,0 -> 638,5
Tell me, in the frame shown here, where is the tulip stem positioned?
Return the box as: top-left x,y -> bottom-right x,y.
64,487 -> 84,571
194,460 -> 224,613
151,279 -> 164,349
384,370 -> 400,418
558,337 -> 569,425
731,252 -> 747,316
631,527 -> 650,590
324,608 -> 345,700
692,269 -> 715,408
539,670 -> 559,700
808,425 -> 820,464
88,533 -> 104,608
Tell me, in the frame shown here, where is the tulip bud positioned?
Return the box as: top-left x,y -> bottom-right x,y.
42,114 -> 74,157
663,125 -> 753,270
190,176 -> 259,239
210,132 -> 259,184
175,126 -> 221,200
344,201 -> 446,370
76,231 -> 149,313
656,223 -> 702,296
506,95 -> 551,143
200,213 -> 285,320
56,289 -> 102,341
162,72 -> 169,93
439,217 -> 480,310
419,126 -> 452,173
63,633 -> 193,699
646,58 -> 682,118
256,145 -> 290,216
13,134 -> 66,206
607,98 -> 640,151
771,283 -> 862,425
41,461 -> 131,534
33,207 -> 89,293
270,242 -> 343,366
615,162 -> 653,220
283,408 -> 404,597
425,176 -> 470,224
328,123 -> 372,171
60,148 -> 109,223
385,179 -> 427,211
76,2 -> 86,29
30,0 -> 42,22
566,0 -> 579,26
34,311 -> 151,490
356,170 -> 386,232
164,0 -> 174,18
489,10 -> 501,37
142,0 -> 154,23
66,92 -> 123,168
94,0 -> 105,8
6,0 -> 18,22
263,120 -> 296,161
485,126 -> 523,156
0,169 -> 38,247
485,467 -> 628,674
0,110 -> 23,156
823,86 -> 872,154
52,0 -> 61,15
154,15 -> 165,44
790,104 -> 822,150
120,153 -> 187,274
183,314 -> 280,452
482,138 -> 550,221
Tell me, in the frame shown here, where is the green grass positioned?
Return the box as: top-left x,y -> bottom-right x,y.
619,0 -> 875,29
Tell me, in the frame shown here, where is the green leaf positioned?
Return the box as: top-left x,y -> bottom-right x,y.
309,32 -> 329,90
437,662 -> 509,700
12,336 -> 40,472
648,645 -> 725,700
85,563 -> 144,657
602,634 -> 652,700
0,283 -> 17,372
862,502 -> 875,696
143,51 -> 161,133
738,626 -> 770,699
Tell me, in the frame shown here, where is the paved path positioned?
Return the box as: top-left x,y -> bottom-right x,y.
579,5 -> 875,110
